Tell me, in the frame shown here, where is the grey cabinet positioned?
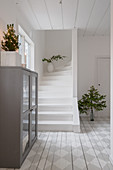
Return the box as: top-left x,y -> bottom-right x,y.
0,67 -> 38,168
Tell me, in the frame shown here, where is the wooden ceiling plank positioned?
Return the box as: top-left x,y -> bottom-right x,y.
45,0 -> 62,29
85,0 -> 110,36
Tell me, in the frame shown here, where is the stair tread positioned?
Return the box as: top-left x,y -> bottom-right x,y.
38,103 -> 72,106
39,112 -> 73,115
39,89 -> 72,91
38,121 -> 73,124
43,74 -> 72,77
51,70 -> 71,73
24,120 -> 73,125
39,97 -> 72,99
43,74 -> 71,76
39,91 -> 72,93
44,72 -> 71,75
39,85 -> 72,87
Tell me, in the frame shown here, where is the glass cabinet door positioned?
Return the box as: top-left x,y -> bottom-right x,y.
32,76 -> 37,106
22,71 -> 37,159
31,109 -> 37,141
23,74 -> 30,112
22,113 -> 30,154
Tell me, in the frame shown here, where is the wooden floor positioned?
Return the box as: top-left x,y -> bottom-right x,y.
1,117 -> 113,170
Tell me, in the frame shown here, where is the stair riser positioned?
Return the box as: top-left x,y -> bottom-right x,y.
24,123 -> 79,132
39,91 -> 72,95
39,106 -> 72,112
56,65 -> 72,68
50,70 -> 72,73
55,66 -> 72,73
39,94 -> 72,98
39,86 -> 72,91
65,63 -> 72,66
38,98 -> 72,104
44,72 -> 72,76
42,78 -> 72,82
40,82 -> 72,86
39,89 -> 72,93
43,75 -> 71,79
38,115 -> 73,121
42,80 -> 72,83
56,67 -> 72,71
38,124 -> 73,131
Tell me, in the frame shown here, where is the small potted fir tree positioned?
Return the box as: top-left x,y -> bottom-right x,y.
78,86 -> 106,121
1,24 -> 21,66
42,55 -> 66,72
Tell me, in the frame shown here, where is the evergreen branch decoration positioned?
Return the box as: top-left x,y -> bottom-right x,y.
42,58 -> 52,63
42,55 -> 66,63
78,86 -> 107,121
1,24 -> 19,51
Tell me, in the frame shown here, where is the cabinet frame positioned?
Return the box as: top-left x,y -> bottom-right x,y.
0,67 -> 38,168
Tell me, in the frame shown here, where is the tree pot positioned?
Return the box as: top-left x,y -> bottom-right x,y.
47,62 -> 54,73
0,51 -> 21,66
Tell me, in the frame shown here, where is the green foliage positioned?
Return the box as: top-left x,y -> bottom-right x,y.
1,24 -> 19,51
78,86 -> 106,115
42,55 -> 66,63
42,58 -> 52,63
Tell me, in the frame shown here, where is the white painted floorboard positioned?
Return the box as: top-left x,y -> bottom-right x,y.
1,117 -> 113,170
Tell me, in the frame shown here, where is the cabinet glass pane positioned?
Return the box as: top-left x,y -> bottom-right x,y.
32,77 -> 37,106
31,109 -> 37,141
22,114 -> 30,154
23,75 -> 29,112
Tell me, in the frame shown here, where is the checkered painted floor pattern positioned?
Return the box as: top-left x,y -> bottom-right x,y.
1,117 -> 113,170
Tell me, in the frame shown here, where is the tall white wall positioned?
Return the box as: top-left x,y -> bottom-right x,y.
0,0 -> 16,27
44,30 -> 72,72
0,0 -> 16,47
78,36 -> 110,118
16,7 -> 33,39
0,0 -> 45,80
32,30 -> 45,81
0,0 -> 34,41
78,36 -> 110,99
110,0 -> 113,165
0,0 -> 34,50
0,0 -> 33,37
72,29 -> 80,132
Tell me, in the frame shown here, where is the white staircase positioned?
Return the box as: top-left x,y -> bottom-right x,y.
38,62 -> 74,131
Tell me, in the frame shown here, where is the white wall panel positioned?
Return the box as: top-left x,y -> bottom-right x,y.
78,36 -> 110,102
44,30 -> 72,71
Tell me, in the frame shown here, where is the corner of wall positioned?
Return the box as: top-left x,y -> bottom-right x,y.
33,30 -> 46,81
